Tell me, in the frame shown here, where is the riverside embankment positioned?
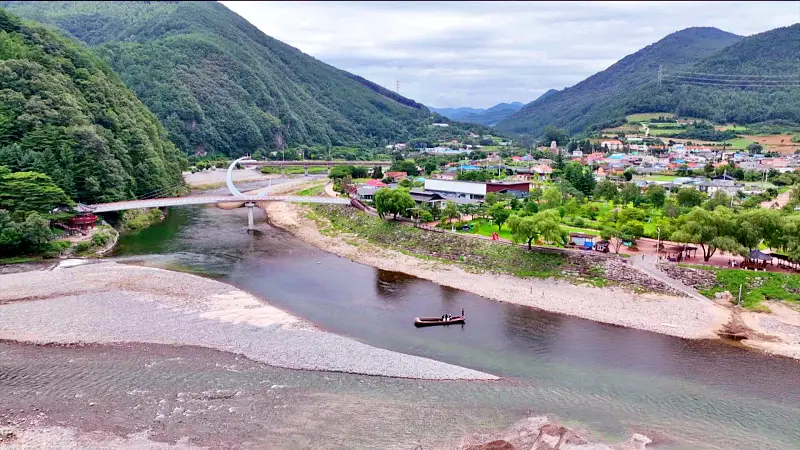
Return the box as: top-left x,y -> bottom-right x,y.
263,201 -> 731,341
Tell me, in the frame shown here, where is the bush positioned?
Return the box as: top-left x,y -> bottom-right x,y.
74,241 -> 91,254
40,240 -> 71,258
573,217 -> 586,228
91,231 -> 111,247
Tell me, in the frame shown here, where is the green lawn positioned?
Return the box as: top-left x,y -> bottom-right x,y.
719,125 -> 749,132
626,112 -> 674,122
296,184 -> 325,196
643,175 -> 680,182
722,137 -> 753,150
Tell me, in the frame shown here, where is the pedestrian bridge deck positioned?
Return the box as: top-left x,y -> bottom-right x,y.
88,195 -> 350,213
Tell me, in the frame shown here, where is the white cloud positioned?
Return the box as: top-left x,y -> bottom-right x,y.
220,1 -> 800,108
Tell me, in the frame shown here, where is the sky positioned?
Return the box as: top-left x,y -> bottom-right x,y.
220,1 -> 799,109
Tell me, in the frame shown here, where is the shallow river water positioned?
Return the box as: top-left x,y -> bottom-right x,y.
15,193 -> 796,448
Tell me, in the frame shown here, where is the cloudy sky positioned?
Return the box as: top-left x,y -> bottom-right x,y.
220,1 -> 799,109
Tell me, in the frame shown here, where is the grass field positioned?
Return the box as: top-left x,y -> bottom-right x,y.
646,128 -> 683,136
645,122 -> 684,128
0,256 -> 41,265
296,184 -> 325,196
626,112 -> 674,122
717,125 -> 749,132
721,137 -> 753,150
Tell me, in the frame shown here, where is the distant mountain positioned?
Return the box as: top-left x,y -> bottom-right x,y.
496,27 -> 746,135
0,9 -> 185,204
428,106 -> 486,121
1,1 -> 433,157
431,101 -> 526,126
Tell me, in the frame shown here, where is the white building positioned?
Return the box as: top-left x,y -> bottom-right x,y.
432,123 -> 450,127
424,179 -> 486,199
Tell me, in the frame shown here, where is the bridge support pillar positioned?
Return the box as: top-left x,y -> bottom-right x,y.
304,165 -> 309,177
245,202 -> 256,230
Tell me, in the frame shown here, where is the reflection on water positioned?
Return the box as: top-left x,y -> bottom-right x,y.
110,205 -> 800,449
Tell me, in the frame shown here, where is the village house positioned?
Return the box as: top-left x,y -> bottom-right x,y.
384,171 -> 408,181
531,164 -> 553,181
601,140 -> 624,151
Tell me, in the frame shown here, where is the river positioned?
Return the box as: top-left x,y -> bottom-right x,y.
103,198 -> 799,449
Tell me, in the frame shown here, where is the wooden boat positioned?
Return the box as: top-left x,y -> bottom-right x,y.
414,313 -> 465,327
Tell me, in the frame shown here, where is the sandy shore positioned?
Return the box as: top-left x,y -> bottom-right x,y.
183,168 -> 279,187
0,262 -> 495,380
264,201 -> 731,340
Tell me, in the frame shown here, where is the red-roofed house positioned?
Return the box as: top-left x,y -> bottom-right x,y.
532,164 -> 553,181
365,179 -> 388,188
385,171 -> 408,181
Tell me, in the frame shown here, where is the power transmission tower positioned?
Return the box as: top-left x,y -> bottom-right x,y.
396,80 -> 400,94
657,64 -> 663,89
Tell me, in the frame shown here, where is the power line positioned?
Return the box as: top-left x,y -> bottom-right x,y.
666,70 -> 798,79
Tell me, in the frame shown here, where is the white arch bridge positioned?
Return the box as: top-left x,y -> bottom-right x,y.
87,195 -> 350,213
82,158 -> 351,230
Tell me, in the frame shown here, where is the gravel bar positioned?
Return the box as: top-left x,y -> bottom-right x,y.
0,263 -> 496,380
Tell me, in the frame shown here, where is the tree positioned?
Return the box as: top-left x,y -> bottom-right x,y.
644,184 -> 666,207
441,201 -> 460,227
489,202 -> 511,231
374,188 -> 415,220
671,207 -> 743,261
542,125 -> 569,146
619,183 -> 640,205
623,169 -> 634,181
329,165 -> 353,180
747,143 -> 763,154
350,166 -> 368,179
508,210 -> 565,249
594,180 -> 618,201
541,187 -> 562,209
423,161 -> 437,174
0,169 -> 74,217
676,187 -> 706,208
704,190 -> 731,210
389,160 -> 419,176
372,166 -> 383,179
736,208 -> 784,251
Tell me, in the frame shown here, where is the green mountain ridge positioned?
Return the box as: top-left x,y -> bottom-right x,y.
1,1 -> 434,157
497,25 -> 800,137
0,8 -> 185,204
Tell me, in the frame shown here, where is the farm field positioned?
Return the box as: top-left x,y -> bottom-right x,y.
626,112 -> 674,122
741,134 -> 798,154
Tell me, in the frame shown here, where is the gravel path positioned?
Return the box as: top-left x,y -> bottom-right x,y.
0,263 -> 495,381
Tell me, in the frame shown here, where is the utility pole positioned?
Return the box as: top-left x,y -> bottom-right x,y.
657,64 -> 663,89
396,80 -> 400,94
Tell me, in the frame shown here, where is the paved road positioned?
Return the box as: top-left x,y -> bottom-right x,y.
630,254 -> 710,302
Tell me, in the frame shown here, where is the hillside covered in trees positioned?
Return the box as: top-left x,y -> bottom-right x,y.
1,1 -> 435,157
497,25 -> 800,137
0,8 -> 185,205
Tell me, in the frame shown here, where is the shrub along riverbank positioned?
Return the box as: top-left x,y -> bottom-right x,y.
677,264 -> 800,310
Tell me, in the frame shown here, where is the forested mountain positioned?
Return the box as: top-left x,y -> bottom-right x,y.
0,1 -> 433,157
498,25 -> 800,137
0,9 -> 185,205
496,28 -> 737,135
431,101 -> 525,126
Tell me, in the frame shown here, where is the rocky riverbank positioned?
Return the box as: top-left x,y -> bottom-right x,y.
263,201 -> 730,340
0,262 -> 496,380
